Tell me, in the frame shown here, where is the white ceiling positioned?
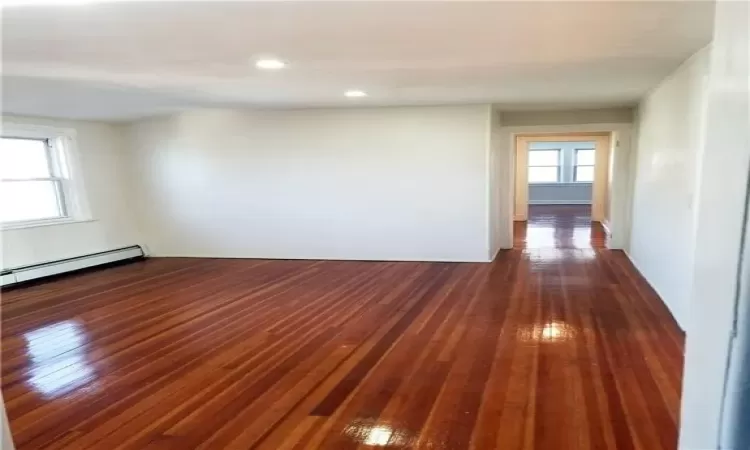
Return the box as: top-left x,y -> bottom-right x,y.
1,0 -> 714,121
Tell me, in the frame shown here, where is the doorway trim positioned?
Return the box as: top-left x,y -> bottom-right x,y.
493,121 -> 634,250
514,132 -> 612,222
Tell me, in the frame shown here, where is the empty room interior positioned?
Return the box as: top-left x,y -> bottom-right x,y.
1,1 -> 749,450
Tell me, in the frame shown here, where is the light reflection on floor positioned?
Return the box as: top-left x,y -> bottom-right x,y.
7,204 -> 626,449
511,206 -> 599,348
345,419 -> 411,447
24,320 -> 98,399
523,226 -> 595,249
341,206 -> 603,447
514,205 -> 606,250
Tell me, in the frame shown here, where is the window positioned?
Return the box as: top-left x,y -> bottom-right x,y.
574,149 -> 595,182
0,127 -> 87,228
526,142 -> 596,184
1,137 -> 67,224
528,149 -> 560,183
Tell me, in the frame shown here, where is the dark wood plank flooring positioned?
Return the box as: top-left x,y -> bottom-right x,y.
2,205 -> 684,449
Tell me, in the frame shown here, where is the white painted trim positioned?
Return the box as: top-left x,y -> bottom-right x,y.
1,218 -> 97,231
1,246 -> 143,286
0,273 -> 15,286
1,122 -> 93,224
485,105 -> 495,263
501,123 -> 632,134
529,182 -> 593,187
515,133 -> 610,221
514,136 -> 529,221
528,200 -> 592,205
497,121 -> 634,253
1,395 -> 14,450
489,242 -> 503,262
150,253 -> 491,263
1,122 -> 76,140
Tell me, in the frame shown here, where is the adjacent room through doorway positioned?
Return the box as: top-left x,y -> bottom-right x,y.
513,134 -> 612,249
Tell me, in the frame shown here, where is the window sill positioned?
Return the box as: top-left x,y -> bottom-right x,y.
1,218 -> 96,231
529,182 -> 593,187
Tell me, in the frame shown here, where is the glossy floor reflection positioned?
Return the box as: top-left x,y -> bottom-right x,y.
514,205 -> 606,249
23,321 -> 97,399
2,207 -> 683,450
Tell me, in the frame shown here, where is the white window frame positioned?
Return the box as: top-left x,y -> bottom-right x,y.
573,148 -> 596,183
1,123 -> 92,230
527,148 -> 561,183
527,142 -> 596,185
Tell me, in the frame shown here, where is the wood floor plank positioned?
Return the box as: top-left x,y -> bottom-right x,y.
1,205 -> 685,449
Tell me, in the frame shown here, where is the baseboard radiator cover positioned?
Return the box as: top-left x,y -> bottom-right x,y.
0,245 -> 145,287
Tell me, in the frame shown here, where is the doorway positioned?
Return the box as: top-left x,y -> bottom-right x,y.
513,133 -> 611,249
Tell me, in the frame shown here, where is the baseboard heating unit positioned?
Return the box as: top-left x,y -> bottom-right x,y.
1,245 -> 145,288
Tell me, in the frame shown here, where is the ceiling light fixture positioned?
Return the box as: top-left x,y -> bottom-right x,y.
345,90 -> 367,98
255,58 -> 286,70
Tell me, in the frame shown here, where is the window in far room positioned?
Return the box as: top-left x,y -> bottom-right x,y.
574,148 -> 596,182
528,149 -> 560,183
0,128 -> 89,228
526,141 -> 596,184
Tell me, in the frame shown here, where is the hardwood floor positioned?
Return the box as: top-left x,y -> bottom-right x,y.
514,205 -> 607,249
1,206 -> 684,449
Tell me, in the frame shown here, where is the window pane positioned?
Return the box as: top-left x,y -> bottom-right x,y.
576,166 -> 595,182
0,138 -> 51,179
576,149 -> 595,166
528,150 -> 559,166
529,166 -> 559,183
0,180 -> 63,223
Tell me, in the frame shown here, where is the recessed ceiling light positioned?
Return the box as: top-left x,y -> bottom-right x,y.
255,58 -> 286,70
345,90 -> 368,98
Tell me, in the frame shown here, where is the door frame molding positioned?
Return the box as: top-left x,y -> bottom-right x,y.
514,132 -> 612,222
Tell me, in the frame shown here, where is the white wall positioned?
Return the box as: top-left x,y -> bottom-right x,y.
488,108 -> 503,260
0,395 -> 15,450
679,1 -> 750,448
627,47 -> 710,329
499,107 -> 633,127
606,129 -> 634,243
1,397 -> 13,450
127,105 -> 493,262
1,116 -> 142,269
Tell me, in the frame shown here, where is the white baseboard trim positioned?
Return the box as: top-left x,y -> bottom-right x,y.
489,244 -> 503,262
151,253 -> 490,263
0,273 -> 15,286
1,245 -> 144,287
